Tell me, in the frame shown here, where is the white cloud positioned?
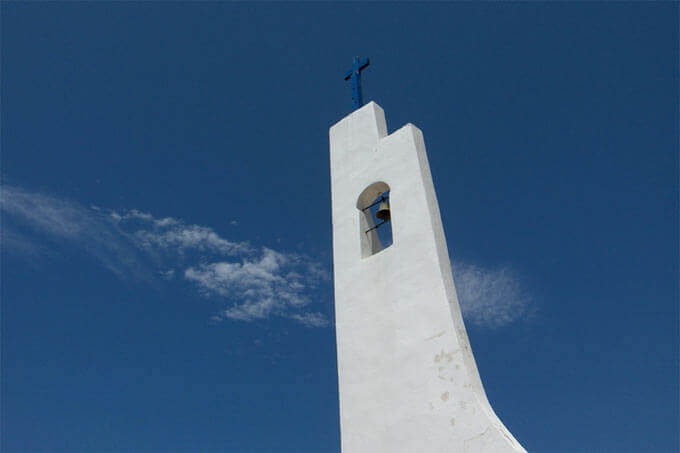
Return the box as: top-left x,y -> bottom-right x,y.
289,312 -> 329,328
159,269 -> 175,280
111,208 -> 251,255
184,248 -> 324,323
452,261 -> 532,329
134,224 -> 250,255
2,186 -> 148,279
2,186 -> 330,328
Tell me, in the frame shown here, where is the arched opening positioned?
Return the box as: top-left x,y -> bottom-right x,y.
357,182 -> 393,258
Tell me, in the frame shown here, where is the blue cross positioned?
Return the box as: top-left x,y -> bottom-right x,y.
344,56 -> 370,110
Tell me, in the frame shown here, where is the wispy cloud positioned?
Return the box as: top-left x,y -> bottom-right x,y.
2,185 -> 531,330
1,185 -> 329,327
113,209 -> 251,256
289,312 -> 329,328
452,261 -> 533,329
1,186 -> 148,279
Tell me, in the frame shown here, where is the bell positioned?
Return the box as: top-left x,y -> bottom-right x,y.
376,200 -> 391,221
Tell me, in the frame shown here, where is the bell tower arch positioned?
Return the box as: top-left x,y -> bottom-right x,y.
329,102 -> 525,453
356,182 -> 392,258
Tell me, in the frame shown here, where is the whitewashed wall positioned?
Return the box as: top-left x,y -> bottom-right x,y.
330,102 -> 526,453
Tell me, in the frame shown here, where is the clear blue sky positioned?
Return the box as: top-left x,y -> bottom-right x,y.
2,3 -> 678,452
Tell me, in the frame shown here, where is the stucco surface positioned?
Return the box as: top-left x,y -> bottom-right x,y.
329,102 -> 526,453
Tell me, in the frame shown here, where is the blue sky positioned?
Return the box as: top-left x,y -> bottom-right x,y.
1,2 -> 677,452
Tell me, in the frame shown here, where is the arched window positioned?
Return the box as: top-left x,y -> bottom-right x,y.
357,182 -> 393,258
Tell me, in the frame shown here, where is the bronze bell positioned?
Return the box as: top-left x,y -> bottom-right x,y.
376,200 -> 391,221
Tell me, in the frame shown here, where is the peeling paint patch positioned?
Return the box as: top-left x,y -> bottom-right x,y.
425,330 -> 446,341
434,349 -> 461,364
463,427 -> 491,452
503,431 -> 515,444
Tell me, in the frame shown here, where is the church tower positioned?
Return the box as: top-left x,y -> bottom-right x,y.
329,100 -> 526,452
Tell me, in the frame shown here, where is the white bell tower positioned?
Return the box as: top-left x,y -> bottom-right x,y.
329,102 -> 526,453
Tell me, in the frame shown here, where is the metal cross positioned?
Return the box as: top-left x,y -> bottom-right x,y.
344,56 -> 370,110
